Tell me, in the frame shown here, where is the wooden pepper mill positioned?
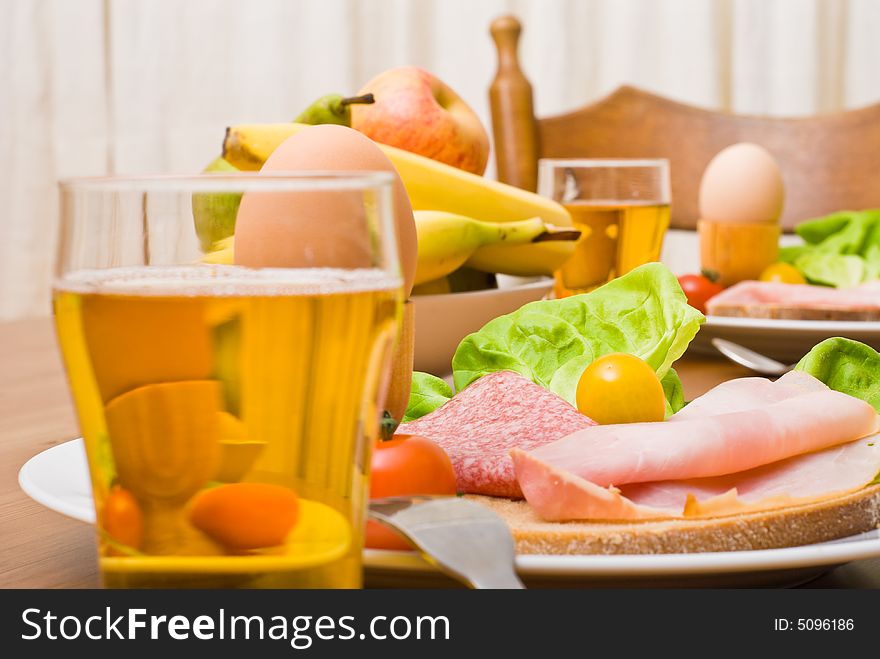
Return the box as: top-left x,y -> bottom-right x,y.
489,15 -> 540,192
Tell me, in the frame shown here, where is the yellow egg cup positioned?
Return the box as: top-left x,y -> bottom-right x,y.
699,219 -> 781,287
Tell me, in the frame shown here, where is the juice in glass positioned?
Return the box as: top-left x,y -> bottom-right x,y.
54,174 -> 401,588
537,159 -> 672,295
558,200 -> 671,292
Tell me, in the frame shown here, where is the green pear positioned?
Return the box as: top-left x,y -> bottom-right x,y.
193,157 -> 242,250
293,93 -> 375,126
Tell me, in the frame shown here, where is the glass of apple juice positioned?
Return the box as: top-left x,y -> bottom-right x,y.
53,173 -> 403,588
538,159 -> 671,296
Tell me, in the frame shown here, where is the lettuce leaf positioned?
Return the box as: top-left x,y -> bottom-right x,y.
661,368 -> 685,415
806,211 -> 875,255
795,212 -> 853,245
402,372 -> 453,422
450,263 -> 704,408
779,244 -> 810,264
794,252 -> 865,288
788,210 -> 880,286
795,337 -> 880,413
865,244 -> 880,281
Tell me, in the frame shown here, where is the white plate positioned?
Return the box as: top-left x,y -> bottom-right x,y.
20,438 -> 880,587
691,315 -> 880,364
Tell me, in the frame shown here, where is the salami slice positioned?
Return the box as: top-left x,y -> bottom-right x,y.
397,371 -> 595,497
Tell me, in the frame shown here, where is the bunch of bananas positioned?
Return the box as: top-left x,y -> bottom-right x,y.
203,123 -> 577,291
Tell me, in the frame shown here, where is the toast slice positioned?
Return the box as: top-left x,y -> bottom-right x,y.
467,484 -> 880,555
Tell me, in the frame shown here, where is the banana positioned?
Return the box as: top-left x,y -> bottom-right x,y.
222,123 -> 572,226
466,240 -> 577,277
222,124 -> 294,170
414,211 -> 548,286
200,212 -> 570,279
222,123 -> 575,278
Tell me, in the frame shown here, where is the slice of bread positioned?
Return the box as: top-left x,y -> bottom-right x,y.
467,485 -> 880,555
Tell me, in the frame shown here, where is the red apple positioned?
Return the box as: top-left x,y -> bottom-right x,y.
351,66 -> 490,175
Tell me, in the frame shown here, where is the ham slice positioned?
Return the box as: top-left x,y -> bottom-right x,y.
622,438 -> 880,512
513,438 -> 880,520
670,370 -> 826,421
706,280 -> 880,319
513,373 -> 880,520
519,389 -> 876,488
397,370 -> 595,497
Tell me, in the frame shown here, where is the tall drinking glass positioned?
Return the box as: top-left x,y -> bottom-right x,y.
538,159 -> 671,296
53,173 -> 402,588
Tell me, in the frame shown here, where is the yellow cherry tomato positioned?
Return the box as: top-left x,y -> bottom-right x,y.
759,262 -> 806,284
576,353 -> 666,424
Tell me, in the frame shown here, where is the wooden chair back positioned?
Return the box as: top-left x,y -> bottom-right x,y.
489,15 -> 880,231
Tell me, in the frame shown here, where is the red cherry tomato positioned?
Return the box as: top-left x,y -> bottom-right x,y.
677,273 -> 724,314
366,434 -> 457,550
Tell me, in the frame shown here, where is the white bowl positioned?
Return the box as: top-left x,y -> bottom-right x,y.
411,278 -> 553,375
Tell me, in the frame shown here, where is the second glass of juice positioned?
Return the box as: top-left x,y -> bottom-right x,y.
538,159 -> 671,295
53,173 -> 402,588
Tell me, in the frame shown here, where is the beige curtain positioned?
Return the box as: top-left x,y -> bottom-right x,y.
2,0 -> 878,319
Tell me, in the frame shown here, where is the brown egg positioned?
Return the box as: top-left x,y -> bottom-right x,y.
234,124 -> 417,296
698,143 -> 785,224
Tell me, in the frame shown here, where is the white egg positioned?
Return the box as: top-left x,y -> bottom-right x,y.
698,143 -> 784,224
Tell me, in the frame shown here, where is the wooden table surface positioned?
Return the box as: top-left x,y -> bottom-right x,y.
1,316 -> 878,588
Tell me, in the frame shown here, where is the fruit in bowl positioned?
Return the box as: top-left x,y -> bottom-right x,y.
411,210 -> 575,287
207,67 -> 578,380
350,66 -> 490,176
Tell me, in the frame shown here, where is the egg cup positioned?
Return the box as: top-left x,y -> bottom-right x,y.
699,219 -> 780,287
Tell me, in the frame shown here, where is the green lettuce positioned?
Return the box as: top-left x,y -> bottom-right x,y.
801,211 -> 874,254
788,210 -> 880,287
661,368 -> 685,415
795,337 -> 880,412
794,252 -> 865,288
863,244 -> 880,281
795,211 -> 852,244
450,263 -> 704,410
402,372 -> 452,422
779,244 -> 810,264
